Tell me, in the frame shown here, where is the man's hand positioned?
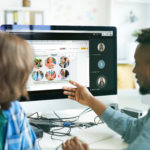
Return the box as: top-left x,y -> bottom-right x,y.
62,80 -> 107,117
62,80 -> 94,107
62,137 -> 89,150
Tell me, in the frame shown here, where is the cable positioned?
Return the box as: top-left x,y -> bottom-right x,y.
49,127 -> 71,137
52,107 -> 92,123
27,112 -> 41,118
94,116 -> 104,125
27,107 -> 104,142
55,143 -> 63,150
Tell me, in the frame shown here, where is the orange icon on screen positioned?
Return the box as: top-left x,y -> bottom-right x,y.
81,47 -> 87,50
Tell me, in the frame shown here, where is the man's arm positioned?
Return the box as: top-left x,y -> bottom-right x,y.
63,80 -> 149,143
101,107 -> 149,143
124,116 -> 150,150
84,96 -> 148,143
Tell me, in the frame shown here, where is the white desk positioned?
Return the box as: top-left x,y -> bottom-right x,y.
37,109 -> 128,150
38,123 -> 128,150
26,90 -> 150,150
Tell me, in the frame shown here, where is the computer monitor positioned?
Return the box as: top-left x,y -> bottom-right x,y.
1,25 -> 117,112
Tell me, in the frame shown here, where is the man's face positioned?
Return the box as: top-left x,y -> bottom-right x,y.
133,44 -> 150,94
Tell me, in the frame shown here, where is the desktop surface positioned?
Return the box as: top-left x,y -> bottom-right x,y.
29,92 -> 150,150
35,108 -> 128,150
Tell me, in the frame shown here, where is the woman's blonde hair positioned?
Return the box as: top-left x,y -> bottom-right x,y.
0,32 -> 34,110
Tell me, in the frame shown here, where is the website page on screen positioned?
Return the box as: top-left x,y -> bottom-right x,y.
26,40 -> 89,91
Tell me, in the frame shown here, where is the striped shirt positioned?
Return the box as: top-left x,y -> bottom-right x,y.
3,101 -> 39,150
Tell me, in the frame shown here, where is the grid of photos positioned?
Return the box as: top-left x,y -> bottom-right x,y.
32,55 -> 70,82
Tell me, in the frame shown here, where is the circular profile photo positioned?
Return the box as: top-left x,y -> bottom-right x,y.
32,70 -> 44,81
45,57 -> 56,69
34,58 -> 42,69
98,60 -> 105,69
97,43 -> 105,52
45,70 -> 56,81
59,56 -> 70,68
59,69 -> 69,79
97,76 -> 106,88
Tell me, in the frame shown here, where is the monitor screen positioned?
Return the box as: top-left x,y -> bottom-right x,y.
1,25 -> 117,101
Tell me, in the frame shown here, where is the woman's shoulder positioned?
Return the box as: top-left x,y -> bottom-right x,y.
4,101 -> 25,119
10,101 -> 23,112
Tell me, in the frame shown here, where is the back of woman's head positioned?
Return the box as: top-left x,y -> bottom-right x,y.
0,32 -> 34,110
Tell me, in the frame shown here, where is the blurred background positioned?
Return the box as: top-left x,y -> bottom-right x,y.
0,0 -> 150,92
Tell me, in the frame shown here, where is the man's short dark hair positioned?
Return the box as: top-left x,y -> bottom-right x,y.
136,28 -> 150,44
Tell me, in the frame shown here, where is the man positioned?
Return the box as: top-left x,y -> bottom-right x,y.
62,28 -> 150,150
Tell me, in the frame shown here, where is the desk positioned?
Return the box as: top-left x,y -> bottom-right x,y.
38,124 -> 128,150
27,90 -> 150,150
36,109 -> 128,150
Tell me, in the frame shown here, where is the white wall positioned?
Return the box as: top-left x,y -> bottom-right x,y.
48,0 -> 111,26
0,0 -> 111,26
110,1 -> 150,63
